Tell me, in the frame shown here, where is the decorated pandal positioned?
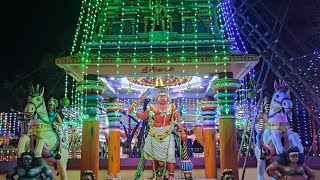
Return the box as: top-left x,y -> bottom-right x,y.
0,78 -> 319,180
1,0 -> 319,179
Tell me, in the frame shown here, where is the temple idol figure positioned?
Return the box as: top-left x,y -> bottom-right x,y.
266,146 -> 316,180
47,97 -> 63,159
128,77 -> 180,180
255,96 -> 270,160
18,85 -> 69,180
6,151 -> 53,180
149,0 -> 167,30
220,169 -> 235,180
80,170 -> 96,180
255,80 -> 306,180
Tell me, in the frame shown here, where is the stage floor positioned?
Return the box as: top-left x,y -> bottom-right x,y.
1,168 -> 319,179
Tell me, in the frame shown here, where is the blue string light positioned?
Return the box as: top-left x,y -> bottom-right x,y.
220,1 -> 248,53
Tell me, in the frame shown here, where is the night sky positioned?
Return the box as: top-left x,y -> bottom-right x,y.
0,1 -> 81,111
1,1 -> 81,81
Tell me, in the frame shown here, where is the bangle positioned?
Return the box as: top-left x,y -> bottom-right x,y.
132,103 -> 137,107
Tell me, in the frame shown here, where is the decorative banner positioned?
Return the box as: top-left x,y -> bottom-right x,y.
140,66 -> 176,74
127,76 -> 193,87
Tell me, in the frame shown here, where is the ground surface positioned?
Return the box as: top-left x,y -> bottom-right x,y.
1,168 -> 319,179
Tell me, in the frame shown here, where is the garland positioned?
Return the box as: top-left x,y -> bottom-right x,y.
134,122 -> 150,180
134,150 -> 146,180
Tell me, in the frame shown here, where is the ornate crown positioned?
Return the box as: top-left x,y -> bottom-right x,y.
154,77 -> 165,88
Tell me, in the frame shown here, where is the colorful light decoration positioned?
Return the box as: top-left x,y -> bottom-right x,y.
293,98 -> 315,146
180,0 -> 185,62
217,1 -> 248,53
70,0 -> 87,55
127,76 -> 193,87
56,0 -> 320,158
133,0 -> 140,64
297,50 -> 319,98
165,0 -> 170,64
208,0 -> 219,62
0,113 -> 19,137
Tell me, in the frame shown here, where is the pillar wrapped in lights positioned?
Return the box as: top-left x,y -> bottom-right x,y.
105,102 -> 125,178
198,100 -> 217,178
211,72 -> 240,180
77,79 -> 105,179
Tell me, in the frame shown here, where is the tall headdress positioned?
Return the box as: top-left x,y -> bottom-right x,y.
154,77 -> 171,102
48,97 -> 59,109
155,77 -> 164,88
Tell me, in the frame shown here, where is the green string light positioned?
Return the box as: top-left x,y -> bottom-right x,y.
64,72 -> 68,98
89,0 -> 99,43
71,78 -> 75,106
149,0 -> 154,64
116,2 -> 125,64
94,0 -> 106,120
76,0 -> 95,115
166,0 -> 170,64
64,0 -> 91,108
181,1 -> 185,62
193,0 -> 198,63
209,1 -> 218,61
217,3 -> 226,39
133,0 -> 140,64
70,0 -> 87,55
79,0 -> 93,57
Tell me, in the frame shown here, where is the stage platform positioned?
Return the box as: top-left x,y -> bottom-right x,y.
1,168 -> 319,179
1,157 -> 319,179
